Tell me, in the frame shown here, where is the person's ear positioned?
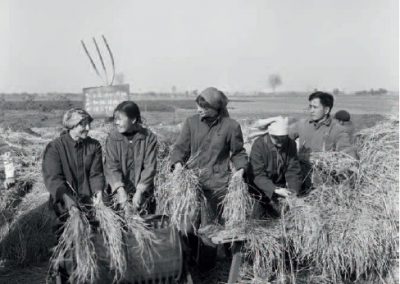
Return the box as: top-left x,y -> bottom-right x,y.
131,118 -> 137,125
324,107 -> 330,116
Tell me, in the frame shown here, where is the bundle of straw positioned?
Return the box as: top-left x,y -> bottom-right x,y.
93,201 -> 126,282
156,167 -> 202,235
244,219 -> 289,282
221,170 -> 254,227
124,203 -> 158,269
240,118 -> 399,283
49,209 -> 97,284
310,151 -> 359,186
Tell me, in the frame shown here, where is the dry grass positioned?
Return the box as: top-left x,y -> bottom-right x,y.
93,201 -> 126,282
156,165 -> 203,235
221,170 -> 254,227
49,209 -> 97,284
241,118 -> 399,283
124,203 -> 159,272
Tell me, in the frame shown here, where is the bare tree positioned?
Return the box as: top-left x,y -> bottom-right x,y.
268,74 -> 282,93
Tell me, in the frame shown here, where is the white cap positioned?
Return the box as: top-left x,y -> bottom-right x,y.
268,116 -> 289,136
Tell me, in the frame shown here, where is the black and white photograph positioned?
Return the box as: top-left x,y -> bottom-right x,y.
0,0 -> 398,283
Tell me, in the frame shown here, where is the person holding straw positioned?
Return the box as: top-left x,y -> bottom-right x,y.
104,101 -> 158,214
170,87 -> 248,272
249,116 -> 303,217
42,108 -> 105,282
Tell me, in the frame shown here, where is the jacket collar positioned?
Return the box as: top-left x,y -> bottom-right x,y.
200,115 -> 223,127
309,116 -> 332,129
108,125 -> 147,142
62,132 -> 85,147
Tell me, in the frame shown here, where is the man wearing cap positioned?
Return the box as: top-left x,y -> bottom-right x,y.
334,110 -> 355,142
170,87 -> 248,272
249,116 -> 303,216
42,108 -> 105,282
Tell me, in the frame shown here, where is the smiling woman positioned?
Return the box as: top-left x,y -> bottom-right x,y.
104,100 -> 158,215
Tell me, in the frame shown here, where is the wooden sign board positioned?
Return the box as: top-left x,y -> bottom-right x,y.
83,84 -> 130,117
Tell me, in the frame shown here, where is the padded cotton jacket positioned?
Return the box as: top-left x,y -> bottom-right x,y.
170,114 -> 248,191
104,126 -> 158,194
249,134 -> 302,199
289,117 -> 357,159
42,133 -> 105,204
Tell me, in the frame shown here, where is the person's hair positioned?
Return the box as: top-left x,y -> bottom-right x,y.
195,95 -> 214,110
113,101 -> 142,123
308,91 -> 334,112
334,110 -> 351,122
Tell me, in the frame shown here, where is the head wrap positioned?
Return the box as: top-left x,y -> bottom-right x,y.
249,116 -> 289,139
198,87 -> 229,117
62,108 -> 93,129
268,116 -> 289,136
334,110 -> 351,122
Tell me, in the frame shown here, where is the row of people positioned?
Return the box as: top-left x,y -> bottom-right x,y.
40,87 -> 355,281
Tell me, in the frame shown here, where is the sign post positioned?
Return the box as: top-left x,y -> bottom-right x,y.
83,84 -> 130,118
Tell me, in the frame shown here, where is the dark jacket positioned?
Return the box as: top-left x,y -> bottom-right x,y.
170,114 -> 248,191
104,126 -> 158,194
289,116 -> 357,159
42,133 -> 105,205
249,134 -> 302,199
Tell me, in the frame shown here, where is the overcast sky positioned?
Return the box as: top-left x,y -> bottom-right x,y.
0,0 -> 398,93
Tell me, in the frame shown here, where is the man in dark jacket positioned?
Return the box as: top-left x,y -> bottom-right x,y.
42,108 -> 105,282
249,116 -> 302,216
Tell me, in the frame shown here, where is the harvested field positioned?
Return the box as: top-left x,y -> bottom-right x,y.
0,101 -> 398,283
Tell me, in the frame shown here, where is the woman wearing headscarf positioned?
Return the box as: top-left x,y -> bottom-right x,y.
170,87 -> 248,271
104,101 -> 158,214
42,108 -> 105,282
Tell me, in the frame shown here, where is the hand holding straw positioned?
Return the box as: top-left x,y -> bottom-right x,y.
114,187 -> 128,208
274,187 -> 293,198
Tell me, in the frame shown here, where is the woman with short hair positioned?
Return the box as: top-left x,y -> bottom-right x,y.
42,108 -> 105,282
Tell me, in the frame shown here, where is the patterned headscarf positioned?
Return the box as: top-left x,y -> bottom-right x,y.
198,87 -> 229,117
62,108 -> 93,129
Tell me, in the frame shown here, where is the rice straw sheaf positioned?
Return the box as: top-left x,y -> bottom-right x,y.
244,219 -> 291,282
221,170 -> 254,227
123,203 -> 159,272
49,209 -> 97,284
240,119 -> 399,283
310,151 -> 359,187
94,201 -> 126,282
156,166 -> 203,235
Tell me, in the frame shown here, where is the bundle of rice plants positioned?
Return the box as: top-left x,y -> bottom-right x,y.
156,167 -> 203,235
310,151 -> 359,187
125,203 -> 157,264
241,119 -> 399,283
49,209 -> 97,284
221,170 -> 254,227
244,219 -> 292,283
93,201 -> 126,282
